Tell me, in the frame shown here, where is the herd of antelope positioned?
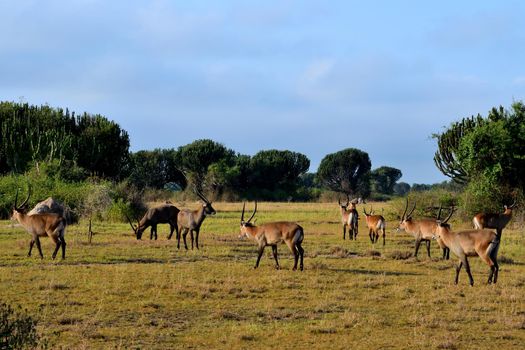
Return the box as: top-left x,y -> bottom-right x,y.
8,186 -> 518,285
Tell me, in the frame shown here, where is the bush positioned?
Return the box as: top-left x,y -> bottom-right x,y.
391,189 -> 459,221
108,181 -> 146,221
0,302 -> 41,349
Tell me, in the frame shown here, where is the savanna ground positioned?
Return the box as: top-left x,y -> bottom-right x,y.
0,201 -> 524,349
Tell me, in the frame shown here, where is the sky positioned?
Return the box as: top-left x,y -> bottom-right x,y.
1,0 -> 524,184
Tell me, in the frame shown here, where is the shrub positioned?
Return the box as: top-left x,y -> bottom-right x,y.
0,303 -> 40,349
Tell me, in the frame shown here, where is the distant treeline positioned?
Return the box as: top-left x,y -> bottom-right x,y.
0,101 -> 403,201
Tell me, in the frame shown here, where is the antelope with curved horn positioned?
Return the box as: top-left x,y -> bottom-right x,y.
433,208 -> 500,286
11,188 -> 67,259
126,203 -> 180,240
473,201 -> 517,238
363,206 -> 386,245
239,201 -> 305,270
397,199 -> 450,259
338,195 -> 359,240
177,187 -> 216,250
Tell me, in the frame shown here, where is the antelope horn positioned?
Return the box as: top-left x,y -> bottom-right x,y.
345,194 -> 350,207
507,200 -> 517,209
246,201 -> 257,223
436,204 -> 443,221
125,214 -> 138,232
15,186 -> 31,210
442,207 -> 455,224
241,202 -> 246,223
14,188 -> 19,209
401,198 -> 409,220
194,186 -> 210,204
406,201 -> 416,219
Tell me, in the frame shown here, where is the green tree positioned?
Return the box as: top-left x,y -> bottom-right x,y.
248,150 -> 310,191
177,139 -> 235,190
75,114 -> 130,179
0,102 -> 130,180
317,148 -> 371,197
371,166 -> 402,195
129,149 -> 185,189
433,102 -> 525,193
393,182 -> 411,196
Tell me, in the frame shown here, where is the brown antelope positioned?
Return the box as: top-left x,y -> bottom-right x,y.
239,201 -> 304,270
177,187 -> 216,250
126,203 -> 180,240
473,201 -> 516,238
433,208 -> 500,286
363,206 -> 386,245
397,199 -> 450,259
11,189 -> 67,259
338,196 -> 359,240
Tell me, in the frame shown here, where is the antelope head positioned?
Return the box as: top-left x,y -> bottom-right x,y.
397,198 -> 416,232
126,214 -> 144,240
338,195 -> 350,211
504,200 -> 517,212
12,187 -> 31,219
194,186 -> 216,216
239,201 -> 257,239
363,206 -> 374,217
433,207 -> 455,240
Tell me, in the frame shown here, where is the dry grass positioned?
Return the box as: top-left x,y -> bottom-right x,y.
0,201 -> 524,349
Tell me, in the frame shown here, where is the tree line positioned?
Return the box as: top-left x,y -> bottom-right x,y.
0,101 -> 403,201
3,100 -> 521,211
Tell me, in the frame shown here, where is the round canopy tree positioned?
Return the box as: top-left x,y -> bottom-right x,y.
317,148 -> 371,197
371,166 -> 402,195
177,139 -> 235,191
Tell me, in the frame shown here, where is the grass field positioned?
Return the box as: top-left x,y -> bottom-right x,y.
1,201 -> 524,349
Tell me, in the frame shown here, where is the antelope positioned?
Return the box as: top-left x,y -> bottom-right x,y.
126,203 -> 180,240
239,201 -> 304,270
11,189 -> 67,259
473,201 -> 516,238
338,196 -> 359,240
433,208 -> 500,286
397,199 -> 450,259
177,187 -> 216,250
363,206 -> 386,245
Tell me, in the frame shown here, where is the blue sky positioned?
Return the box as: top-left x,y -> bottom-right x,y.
1,0 -> 524,184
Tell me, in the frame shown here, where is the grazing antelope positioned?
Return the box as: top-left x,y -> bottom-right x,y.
239,202 -> 304,270
338,196 -> 359,240
397,199 -> 450,259
433,208 -> 500,286
473,201 -> 516,238
363,206 -> 386,245
126,203 -> 180,240
177,188 -> 216,250
11,189 -> 67,259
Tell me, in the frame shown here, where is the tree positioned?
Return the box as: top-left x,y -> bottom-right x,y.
393,182 -> 411,196
433,102 -> 525,193
177,139 -> 235,190
75,114 -> 130,179
371,166 -> 402,195
317,148 -> 371,197
248,150 -> 310,191
0,102 -> 130,180
129,149 -> 185,189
